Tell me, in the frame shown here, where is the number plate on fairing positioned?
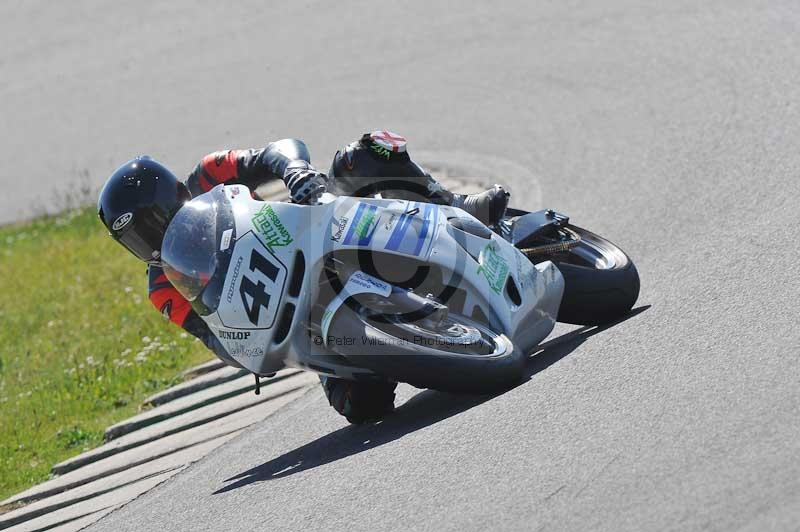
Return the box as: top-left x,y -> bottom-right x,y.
217,231 -> 287,330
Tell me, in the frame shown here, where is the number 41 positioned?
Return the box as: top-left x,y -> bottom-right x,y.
239,248 -> 279,325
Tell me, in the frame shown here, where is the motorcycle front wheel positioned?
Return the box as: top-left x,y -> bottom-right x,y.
327,305 -> 524,393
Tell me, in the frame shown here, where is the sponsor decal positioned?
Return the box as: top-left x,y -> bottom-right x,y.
214,151 -> 226,166
348,211 -> 379,244
412,204 -> 433,256
385,209 -> 414,250
219,329 -> 251,340
370,143 -> 392,159
384,202 -> 435,256
342,203 -> 380,246
252,205 -> 293,249
112,212 -> 133,231
477,241 -> 510,294
384,213 -> 397,230
226,256 -> 244,303
330,217 -> 349,241
348,271 -> 390,292
160,300 -> 172,319
229,344 -> 265,358
220,229 -> 233,251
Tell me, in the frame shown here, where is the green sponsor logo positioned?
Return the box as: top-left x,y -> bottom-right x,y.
477,242 -> 509,294
370,143 -> 392,159
354,209 -> 377,240
252,204 -> 293,249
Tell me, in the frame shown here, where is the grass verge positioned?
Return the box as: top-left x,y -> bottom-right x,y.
0,208 -> 211,502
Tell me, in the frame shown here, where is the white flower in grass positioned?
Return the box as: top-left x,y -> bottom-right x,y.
142,336 -> 152,344
124,286 -> 133,293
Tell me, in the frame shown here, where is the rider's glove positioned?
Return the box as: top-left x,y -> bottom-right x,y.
283,160 -> 328,204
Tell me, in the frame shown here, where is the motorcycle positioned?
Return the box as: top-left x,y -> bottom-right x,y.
160,184 -> 639,392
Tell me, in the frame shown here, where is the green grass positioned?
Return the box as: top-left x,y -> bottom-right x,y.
0,208 -> 212,502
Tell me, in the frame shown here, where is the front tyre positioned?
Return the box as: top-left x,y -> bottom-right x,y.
328,306 -> 524,393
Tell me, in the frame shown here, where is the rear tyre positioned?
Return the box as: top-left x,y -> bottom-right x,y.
328,305 -> 524,393
549,225 -> 640,325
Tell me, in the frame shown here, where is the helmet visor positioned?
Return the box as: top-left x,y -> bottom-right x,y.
116,214 -> 167,264
117,231 -> 157,263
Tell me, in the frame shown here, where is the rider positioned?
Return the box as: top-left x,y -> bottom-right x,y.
97,131 -> 509,423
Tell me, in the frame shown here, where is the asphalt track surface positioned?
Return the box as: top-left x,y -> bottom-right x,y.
3,1 -> 799,530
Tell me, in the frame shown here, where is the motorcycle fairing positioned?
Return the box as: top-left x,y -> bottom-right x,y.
331,199 -> 440,260
181,186 -> 563,377
319,270 -> 392,345
216,230 -> 287,331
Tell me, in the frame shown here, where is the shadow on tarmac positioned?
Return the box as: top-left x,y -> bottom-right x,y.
214,306 -> 650,495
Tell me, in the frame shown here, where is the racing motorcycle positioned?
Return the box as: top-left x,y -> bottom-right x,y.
160,184 -> 639,392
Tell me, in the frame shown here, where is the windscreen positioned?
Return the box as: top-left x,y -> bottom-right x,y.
161,186 -> 234,302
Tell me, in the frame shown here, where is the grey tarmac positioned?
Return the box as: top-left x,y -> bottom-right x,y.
1,1 -> 798,531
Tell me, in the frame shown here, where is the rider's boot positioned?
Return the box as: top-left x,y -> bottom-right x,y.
446,185 -> 510,227
329,131 -> 510,226
320,375 -> 397,424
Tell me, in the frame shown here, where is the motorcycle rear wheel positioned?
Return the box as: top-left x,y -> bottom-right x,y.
533,225 -> 640,325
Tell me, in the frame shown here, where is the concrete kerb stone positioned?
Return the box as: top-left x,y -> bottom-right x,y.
50,371 -> 317,476
3,384 -> 314,507
105,370 -> 303,441
0,433 -> 242,530
178,359 -> 226,380
1,468 -> 185,532
145,366 -> 250,407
